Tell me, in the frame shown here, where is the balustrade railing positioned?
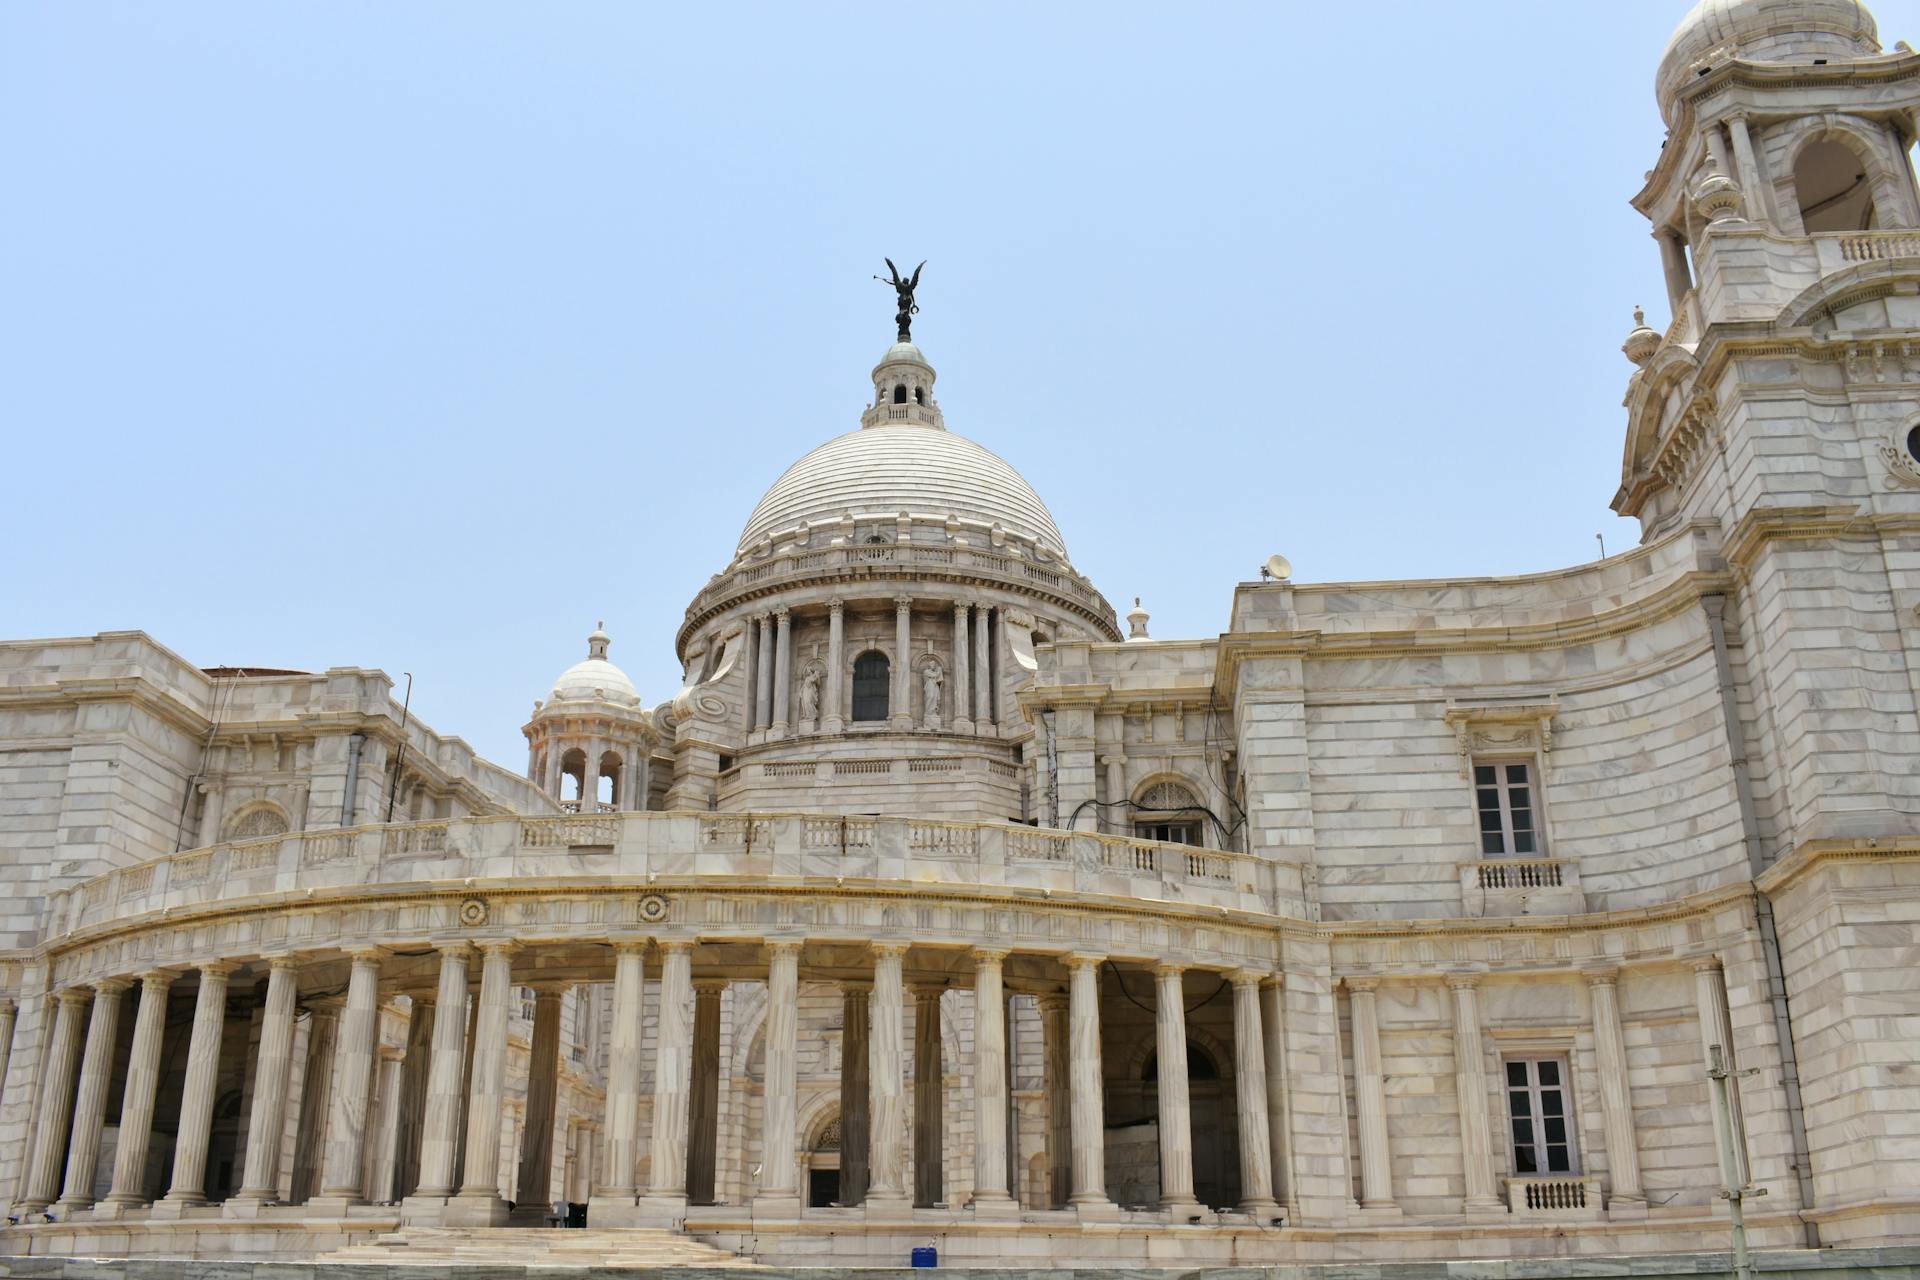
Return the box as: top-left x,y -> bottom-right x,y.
1506,1175 -> 1603,1218
684,541 -> 1109,620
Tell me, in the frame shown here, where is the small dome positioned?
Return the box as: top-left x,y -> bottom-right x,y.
1658,0 -> 1880,121
549,622 -> 639,705
877,341 -> 931,369
1623,306 -> 1663,366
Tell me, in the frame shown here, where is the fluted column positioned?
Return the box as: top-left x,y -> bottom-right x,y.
1039,992 -> 1070,1207
1693,957 -> 1748,1189
1229,971 -> 1278,1213
160,962 -> 238,1207
1066,954 -> 1110,1209
688,980 -> 724,1204
0,999 -> 15,1107
1259,976 -> 1291,1213
867,943 -> 908,1210
838,982 -> 871,1204
771,608 -> 793,736
596,940 -> 646,1202
891,595 -> 914,729
510,988 -> 563,1219
756,942 -> 802,1210
59,982 -> 128,1210
1153,963 -> 1198,1211
104,971 -> 175,1206
582,743 -> 602,812
394,998 -> 434,1199
319,947 -> 385,1202
824,600 -> 846,733
755,614 -> 774,731
971,948 -> 1013,1211
1586,968 -> 1645,1207
20,989 -> 90,1211
1102,756 -> 1128,834
409,946 -> 472,1200
1347,978 -> 1395,1210
235,958 -> 300,1203
912,985 -> 944,1208
1448,976 -> 1501,1211
951,602 -> 973,734
451,941 -> 515,1223
646,940 -> 694,1202
969,604 -> 991,729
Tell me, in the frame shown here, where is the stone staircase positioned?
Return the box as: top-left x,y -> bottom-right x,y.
318,1225 -> 759,1268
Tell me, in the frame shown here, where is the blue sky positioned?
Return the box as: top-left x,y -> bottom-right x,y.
7,2 -> 1915,770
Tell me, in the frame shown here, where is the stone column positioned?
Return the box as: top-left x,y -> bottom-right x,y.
318,948 -> 384,1204
1102,756 -> 1128,834
1229,971 -> 1278,1213
394,998 -> 434,1200
595,940 -> 646,1204
1066,954 -> 1110,1210
369,1051 -> 404,1203
1586,968 -> 1645,1209
1657,230 -> 1693,315
971,948 -> 1014,1212
687,980 -> 724,1204
510,988 -> 564,1221
290,1008 -> 338,1203
771,608 -> 793,736
645,940 -> 694,1206
891,596 -> 914,729
198,782 -> 225,848
20,989 -> 89,1211
1727,113 -> 1774,223
409,946 -> 472,1202
104,971 -> 173,1207
951,602 -> 973,734
824,600 -> 846,733
755,942 -> 802,1213
974,604 -> 994,729
1448,976 -> 1501,1211
1153,963 -> 1198,1212
755,614 -> 774,732
1040,992 -> 1070,1208
452,992 -> 479,1182
58,981 -> 128,1210
740,623 -> 759,734
234,958 -> 300,1204
1347,978 -> 1395,1211
582,741 -> 603,811
867,943 -> 908,1211
839,983 -> 870,1204
0,999 -> 15,1108
159,962 -> 237,1209
543,743 -> 563,799
1693,958 -> 1748,1189
450,941 -> 514,1225
1259,976 -> 1291,1214
912,985 -> 944,1208
996,610 -> 1015,725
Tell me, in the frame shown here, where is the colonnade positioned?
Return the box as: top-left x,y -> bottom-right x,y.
8,940 -> 1290,1226
742,597 -> 1009,738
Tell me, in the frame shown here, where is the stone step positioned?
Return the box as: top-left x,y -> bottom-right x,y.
317,1225 -> 757,1268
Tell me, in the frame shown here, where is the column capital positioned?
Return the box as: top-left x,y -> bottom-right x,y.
1343,975 -> 1381,993
773,605 -> 791,621
910,982 -> 946,1000
972,946 -> 1010,966
828,597 -> 845,615
93,976 -> 135,997
1227,968 -> 1265,989
198,960 -> 242,979
474,940 -> 518,958
344,945 -> 389,965
1581,965 -> 1621,987
1065,951 -> 1106,971
136,968 -> 179,990
1100,753 -> 1127,767
692,978 -> 728,994
1036,992 -> 1069,1014
1689,955 -> 1724,974
657,938 -> 696,955
264,952 -> 304,971
56,987 -> 94,1007
609,935 -> 650,955
871,941 -> 910,960
1443,972 -> 1482,992
1260,971 -> 1286,991
431,940 -> 476,959
894,594 -> 914,610
764,938 -> 803,958
1151,961 -> 1186,980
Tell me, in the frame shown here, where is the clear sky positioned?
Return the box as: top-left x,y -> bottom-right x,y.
6,2 -> 1917,770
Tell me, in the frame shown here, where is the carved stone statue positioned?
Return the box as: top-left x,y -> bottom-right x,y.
875,258 -> 925,342
799,667 -> 821,722
922,663 -> 943,719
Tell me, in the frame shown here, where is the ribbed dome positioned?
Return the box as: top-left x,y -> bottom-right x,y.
1658,0 -> 1880,119
548,625 -> 640,705
738,426 -> 1068,556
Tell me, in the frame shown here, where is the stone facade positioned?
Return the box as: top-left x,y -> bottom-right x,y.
3,1 -> 1920,1268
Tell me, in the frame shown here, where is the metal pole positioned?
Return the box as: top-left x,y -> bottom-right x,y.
385,672 -> 414,823
1709,1044 -> 1765,1280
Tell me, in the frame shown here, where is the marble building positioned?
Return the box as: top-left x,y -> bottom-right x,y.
2,0 -> 1920,1268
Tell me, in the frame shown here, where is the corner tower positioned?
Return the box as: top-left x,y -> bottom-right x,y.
661,335 -> 1119,818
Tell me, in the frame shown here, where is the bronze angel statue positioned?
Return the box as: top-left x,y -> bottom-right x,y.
875,258 -> 925,342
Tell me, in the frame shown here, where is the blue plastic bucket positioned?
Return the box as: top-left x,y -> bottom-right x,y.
911,1246 -> 938,1268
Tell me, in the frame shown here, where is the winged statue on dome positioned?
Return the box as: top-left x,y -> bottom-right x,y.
875,258 -> 925,342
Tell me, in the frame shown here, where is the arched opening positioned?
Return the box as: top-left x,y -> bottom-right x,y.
1133,778 -> 1207,847
851,650 -> 890,722
224,803 -> 290,842
806,1109 -> 841,1208
559,748 -> 586,804
913,387 -> 925,404
598,750 -> 623,808
892,383 -> 908,405
1137,1037 -> 1239,1211
1795,137 -> 1876,232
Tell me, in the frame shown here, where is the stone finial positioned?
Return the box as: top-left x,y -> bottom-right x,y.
1126,597 -> 1151,641
1691,159 -> 1744,225
587,622 -> 611,661
1622,305 -> 1661,366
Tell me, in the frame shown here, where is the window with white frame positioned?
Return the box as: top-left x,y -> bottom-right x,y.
1504,1056 -> 1577,1174
1474,759 -> 1540,856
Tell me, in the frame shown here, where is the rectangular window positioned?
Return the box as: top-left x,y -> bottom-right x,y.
1134,820 -> 1200,846
1475,760 -> 1540,856
1505,1057 -> 1577,1174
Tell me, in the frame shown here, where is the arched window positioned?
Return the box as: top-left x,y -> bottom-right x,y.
1142,1045 -> 1220,1081
851,650 -> 890,721
225,805 -> 289,841
1795,138 -> 1876,232
1133,778 -> 1205,846
913,387 -> 925,404
892,383 -> 908,405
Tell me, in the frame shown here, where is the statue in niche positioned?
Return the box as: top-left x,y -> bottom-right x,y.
799,667 -> 821,722
874,258 -> 925,342
922,662 -> 943,719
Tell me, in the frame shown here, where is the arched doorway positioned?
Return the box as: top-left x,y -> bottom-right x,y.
1142,1044 -> 1241,1210
805,1109 -> 841,1208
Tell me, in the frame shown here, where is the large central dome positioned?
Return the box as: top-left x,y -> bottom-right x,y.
735,341 -> 1068,556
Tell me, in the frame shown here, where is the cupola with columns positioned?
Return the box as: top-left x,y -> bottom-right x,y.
524,623 -> 664,812
663,317 -> 1119,818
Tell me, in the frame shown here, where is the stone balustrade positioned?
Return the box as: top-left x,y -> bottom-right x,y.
41,811 -> 1274,940
1505,1175 -> 1604,1219
1458,857 -> 1585,918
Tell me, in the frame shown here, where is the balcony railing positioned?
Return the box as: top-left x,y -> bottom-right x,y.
43,811 -> 1275,940
1459,857 -> 1584,918
1505,1175 -> 1604,1219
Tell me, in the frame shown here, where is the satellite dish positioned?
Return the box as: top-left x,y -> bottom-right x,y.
1263,553 -> 1293,582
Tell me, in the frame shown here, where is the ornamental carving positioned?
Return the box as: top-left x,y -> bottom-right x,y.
638,893 -> 670,923
458,897 -> 489,927
1878,423 -> 1920,489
